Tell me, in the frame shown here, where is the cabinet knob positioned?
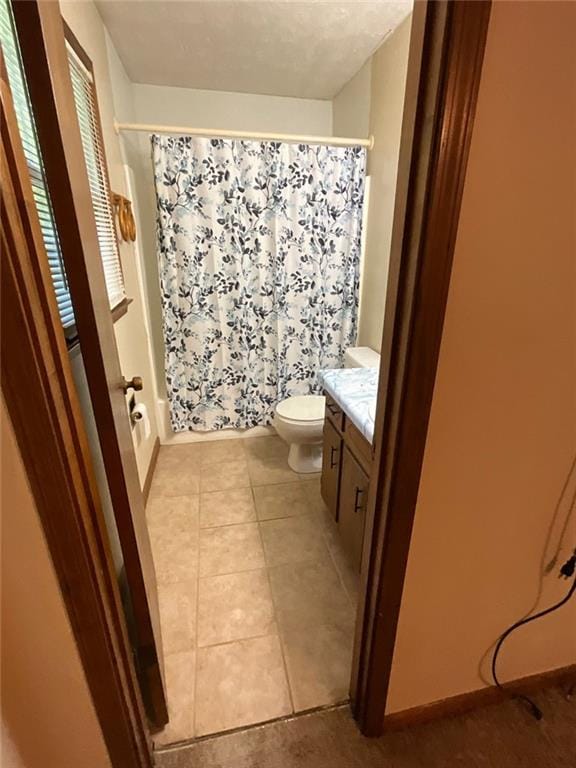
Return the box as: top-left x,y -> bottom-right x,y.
121,376 -> 143,393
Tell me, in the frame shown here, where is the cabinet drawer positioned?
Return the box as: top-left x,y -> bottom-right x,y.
324,393 -> 344,434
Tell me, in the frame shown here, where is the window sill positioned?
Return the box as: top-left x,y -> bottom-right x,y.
111,297 -> 133,323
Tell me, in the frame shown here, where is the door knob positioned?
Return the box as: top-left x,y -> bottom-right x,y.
121,376 -> 143,393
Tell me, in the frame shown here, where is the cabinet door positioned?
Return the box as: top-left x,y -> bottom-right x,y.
338,446 -> 370,572
321,418 -> 342,520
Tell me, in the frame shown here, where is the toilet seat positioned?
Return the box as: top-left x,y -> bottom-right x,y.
275,395 -> 325,424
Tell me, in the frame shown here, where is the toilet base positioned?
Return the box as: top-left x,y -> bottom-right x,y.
287,442 -> 323,474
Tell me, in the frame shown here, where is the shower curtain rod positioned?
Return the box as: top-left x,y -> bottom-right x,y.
113,120 -> 375,150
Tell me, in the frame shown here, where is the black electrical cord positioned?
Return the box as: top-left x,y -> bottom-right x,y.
491,549 -> 576,720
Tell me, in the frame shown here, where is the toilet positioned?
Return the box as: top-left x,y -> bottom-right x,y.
274,347 -> 380,473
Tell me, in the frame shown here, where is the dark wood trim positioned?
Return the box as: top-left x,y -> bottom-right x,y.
383,665 -> 576,731
61,17 -> 93,73
142,437 -> 160,506
12,0 -> 167,730
111,296 -> 133,323
0,52 -> 152,768
352,0 -> 492,736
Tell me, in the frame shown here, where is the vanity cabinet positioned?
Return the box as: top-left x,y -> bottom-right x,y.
320,391 -> 372,572
339,447 -> 370,572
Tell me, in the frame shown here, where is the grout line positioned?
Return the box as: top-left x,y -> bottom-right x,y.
197,564 -> 269,583
200,510 -> 309,531
199,518 -> 259,531
316,509 -> 357,612
198,561 -> 268,579
196,628 -> 281,652
256,502 -> 296,717
191,496 -> 200,740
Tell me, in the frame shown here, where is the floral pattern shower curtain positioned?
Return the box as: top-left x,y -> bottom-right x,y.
152,135 -> 366,432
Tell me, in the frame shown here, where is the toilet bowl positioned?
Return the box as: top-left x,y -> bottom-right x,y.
274,394 -> 326,474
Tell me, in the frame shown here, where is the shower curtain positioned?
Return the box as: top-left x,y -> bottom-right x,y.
152,134 -> 366,432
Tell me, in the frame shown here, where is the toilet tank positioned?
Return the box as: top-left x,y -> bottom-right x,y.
344,346 -> 381,368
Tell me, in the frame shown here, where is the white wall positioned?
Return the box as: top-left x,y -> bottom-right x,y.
332,60 -> 372,344
359,19 -> 411,352
61,1 -> 159,483
332,59 -> 371,138
132,83 -> 332,135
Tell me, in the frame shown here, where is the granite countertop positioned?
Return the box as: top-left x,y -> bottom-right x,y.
318,367 -> 379,444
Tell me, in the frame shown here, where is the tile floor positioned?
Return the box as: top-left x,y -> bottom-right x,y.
146,435 -> 359,745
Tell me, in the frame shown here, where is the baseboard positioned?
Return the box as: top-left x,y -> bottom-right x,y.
383,664 -> 576,731
142,437 -> 160,505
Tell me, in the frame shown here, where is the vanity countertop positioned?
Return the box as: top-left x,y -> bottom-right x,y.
318,367 -> 379,444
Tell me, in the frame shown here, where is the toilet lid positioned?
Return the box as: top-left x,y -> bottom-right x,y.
276,395 -> 325,422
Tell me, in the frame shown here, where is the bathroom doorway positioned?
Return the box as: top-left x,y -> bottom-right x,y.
117,0 -> 416,743
4,0 -> 491,763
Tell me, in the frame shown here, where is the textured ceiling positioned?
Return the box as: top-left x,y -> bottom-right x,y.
95,0 -> 413,99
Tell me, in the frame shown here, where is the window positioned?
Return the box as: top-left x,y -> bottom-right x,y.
0,0 -> 76,339
65,25 -> 126,313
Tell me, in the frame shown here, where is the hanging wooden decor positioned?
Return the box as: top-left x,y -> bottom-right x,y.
112,192 -> 137,242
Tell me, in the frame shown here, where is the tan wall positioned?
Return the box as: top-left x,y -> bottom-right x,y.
61,0 -> 159,485
358,16 -> 411,352
1,399 -> 111,768
387,0 -> 576,713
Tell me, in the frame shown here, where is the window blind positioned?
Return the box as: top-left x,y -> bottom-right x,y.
66,44 -> 126,311
0,0 -> 76,334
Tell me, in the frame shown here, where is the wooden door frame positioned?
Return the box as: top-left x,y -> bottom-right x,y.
0,54 -> 153,768
1,0 -> 492,761
10,0 -> 168,729
352,0 -> 492,736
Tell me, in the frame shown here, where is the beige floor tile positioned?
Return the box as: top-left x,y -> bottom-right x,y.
146,494 -> 199,532
248,455 -> 300,486
153,649 -> 196,746
300,478 -> 328,513
197,440 -> 246,466
243,435 -> 288,461
268,558 -> 354,631
199,460 -> 251,493
311,503 -> 360,607
158,581 -> 197,654
199,488 -> 256,528
259,515 -> 328,567
253,483 -> 309,521
298,471 -> 322,482
199,523 -> 265,577
195,635 -> 292,736
148,497 -> 199,584
197,570 -> 276,647
327,543 -> 360,608
157,443 -> 203,469
280,622 -> 354,711
149,461 -> 200,497
151,535 -> 199,586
